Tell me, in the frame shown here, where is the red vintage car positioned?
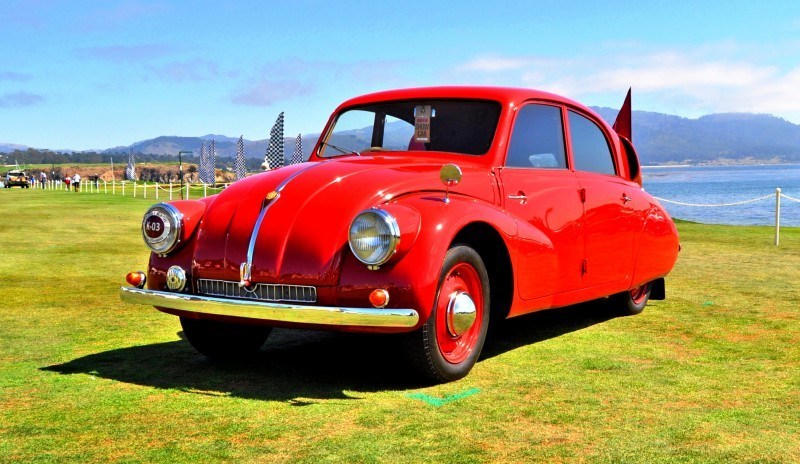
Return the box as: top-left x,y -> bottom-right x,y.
121,86 -> 679,383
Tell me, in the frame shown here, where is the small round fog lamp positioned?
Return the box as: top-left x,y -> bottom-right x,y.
166,266 -> 187,292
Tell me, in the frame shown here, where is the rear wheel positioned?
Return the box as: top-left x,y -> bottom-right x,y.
612,282 -> 652,315
404,245 -> 490,383
180,317 -> 271,359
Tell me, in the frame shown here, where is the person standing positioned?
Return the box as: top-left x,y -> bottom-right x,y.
40,172 -> 47,189
73,173 -> 81,192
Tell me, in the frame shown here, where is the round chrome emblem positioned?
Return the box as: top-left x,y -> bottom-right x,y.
141,203 -> 182,255
143,208 -> 173,247
166,266 -> 187,292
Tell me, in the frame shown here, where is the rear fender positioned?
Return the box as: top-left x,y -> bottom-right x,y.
631,203 -> 680,287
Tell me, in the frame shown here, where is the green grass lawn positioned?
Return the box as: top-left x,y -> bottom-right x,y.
1,189 -> 798,463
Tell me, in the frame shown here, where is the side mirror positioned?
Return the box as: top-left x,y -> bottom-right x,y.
439,164 -> 462,204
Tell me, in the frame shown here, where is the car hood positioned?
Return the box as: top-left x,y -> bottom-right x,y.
191,155 -> 493,286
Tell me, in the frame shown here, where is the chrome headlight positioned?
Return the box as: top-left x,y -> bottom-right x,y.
142,203 -> 182,254
348,209 -> 400,266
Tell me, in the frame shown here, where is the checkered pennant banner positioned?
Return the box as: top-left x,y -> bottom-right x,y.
207,140 -> 216,184
234,135 -> 247,180
291,133 -> 303,165
198,142 -> 208,183
125,150 -> 136,180
264,112 -> 284,170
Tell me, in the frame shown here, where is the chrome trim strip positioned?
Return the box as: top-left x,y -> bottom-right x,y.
120,287 -> 419,328
244,162 -> 328,277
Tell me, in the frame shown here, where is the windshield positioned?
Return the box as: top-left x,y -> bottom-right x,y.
318,100 -> 501,157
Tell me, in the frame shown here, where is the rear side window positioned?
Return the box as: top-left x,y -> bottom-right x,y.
506,104 -> 567,169
568,111 -> 615,175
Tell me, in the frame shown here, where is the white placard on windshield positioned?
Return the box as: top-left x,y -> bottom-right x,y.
414,105 -> 432,142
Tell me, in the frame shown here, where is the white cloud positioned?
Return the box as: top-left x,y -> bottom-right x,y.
458,56 -> 535,72
147,59 -> 222,82
0,91 -> 44,107
450,47 -> 800,122
230,79 -> 312,107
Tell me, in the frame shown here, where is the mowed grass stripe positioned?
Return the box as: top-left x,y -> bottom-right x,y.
1,188 -> 799,463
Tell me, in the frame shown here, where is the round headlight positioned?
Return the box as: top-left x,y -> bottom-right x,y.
348,209 -> 400,266
142,203 -> 182,254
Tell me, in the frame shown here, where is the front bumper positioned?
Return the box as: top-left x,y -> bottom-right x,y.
119,287 -> 420,328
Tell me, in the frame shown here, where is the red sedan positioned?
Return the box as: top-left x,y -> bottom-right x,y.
121,86 -> 679,383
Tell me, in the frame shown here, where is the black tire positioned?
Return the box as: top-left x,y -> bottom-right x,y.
404,245 -> 490,383
180,317 -> 271,359
611,282 -> 652,316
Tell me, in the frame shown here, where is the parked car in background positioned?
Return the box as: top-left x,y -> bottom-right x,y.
121,86 -> 680,383
5,169 -> 29,188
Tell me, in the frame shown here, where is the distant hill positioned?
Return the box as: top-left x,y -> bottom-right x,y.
4,109 -> 800,165
592,108 -> 800,164
113,134 -> 319,161
0,143 -> 28,154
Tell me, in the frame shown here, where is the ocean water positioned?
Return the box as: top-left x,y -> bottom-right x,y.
642,164 -> 800,226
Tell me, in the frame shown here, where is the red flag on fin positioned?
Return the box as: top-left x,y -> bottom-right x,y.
613,88 -> 632,142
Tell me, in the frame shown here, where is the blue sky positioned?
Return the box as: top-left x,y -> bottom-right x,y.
2,0 -> 800,150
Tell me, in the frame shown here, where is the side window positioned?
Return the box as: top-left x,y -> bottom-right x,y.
506,104 -> 566,169
568,111 -> 616,175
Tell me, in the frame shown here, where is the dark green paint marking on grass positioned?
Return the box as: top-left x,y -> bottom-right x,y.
407,388 -> 480,407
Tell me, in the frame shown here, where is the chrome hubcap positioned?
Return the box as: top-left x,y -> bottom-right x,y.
446,291 -> 477,337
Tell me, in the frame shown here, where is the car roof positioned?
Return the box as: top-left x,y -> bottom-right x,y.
336,86 -> 591,112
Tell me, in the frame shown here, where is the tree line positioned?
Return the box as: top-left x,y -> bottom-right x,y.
0,148 -> 266,173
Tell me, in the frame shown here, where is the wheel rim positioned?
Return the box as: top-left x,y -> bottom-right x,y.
435,262 -> 484,364
630,284 -> 650,305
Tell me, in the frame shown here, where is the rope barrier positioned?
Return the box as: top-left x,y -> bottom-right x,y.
653,193 -> 776,207
781,193 -> 800,203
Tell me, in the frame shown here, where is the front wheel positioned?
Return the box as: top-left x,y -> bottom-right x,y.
404,245 -> 490,383
612,282 -> 652,315
180,317 -> 271,359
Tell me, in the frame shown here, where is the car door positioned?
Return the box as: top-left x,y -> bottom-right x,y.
499,103 -> 585,300
567,110 -> 637,289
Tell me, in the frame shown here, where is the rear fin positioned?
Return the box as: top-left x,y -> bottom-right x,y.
613,88 -> 632,141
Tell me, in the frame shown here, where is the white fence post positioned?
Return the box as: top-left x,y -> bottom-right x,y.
122,182 -> 125,196
203,183 -> 207,197
186,183 -> 190,199
775,188 -> 781,246
156,183 -> 159,200
169,183 -> 173,201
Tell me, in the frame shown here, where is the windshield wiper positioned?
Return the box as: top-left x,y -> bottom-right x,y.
320,141 -> 360,157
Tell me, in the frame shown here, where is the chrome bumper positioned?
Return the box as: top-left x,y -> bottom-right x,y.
119,287 -> 419,328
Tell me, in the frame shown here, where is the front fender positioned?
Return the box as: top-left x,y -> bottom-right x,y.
336,193 -> 521,329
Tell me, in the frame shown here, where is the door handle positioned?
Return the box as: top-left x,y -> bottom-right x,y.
621,194 -> 632,204
508,192 -> 527,204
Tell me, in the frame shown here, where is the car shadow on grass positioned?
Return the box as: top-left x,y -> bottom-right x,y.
41,300 -> 619,402
483,299 -> 619,360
